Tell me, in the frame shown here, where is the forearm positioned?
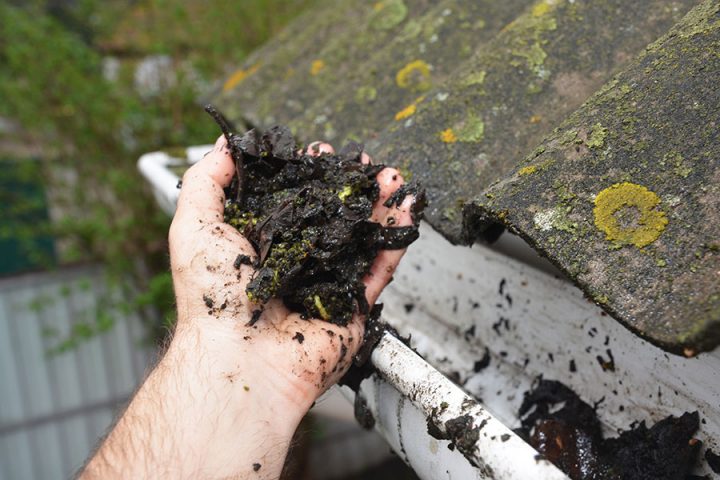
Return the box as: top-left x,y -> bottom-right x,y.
80,324 -> 303,479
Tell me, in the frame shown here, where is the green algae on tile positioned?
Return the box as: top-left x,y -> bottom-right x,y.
461,70 -> 487,87
455,115 -> 485,142
355,85 -> 378,103
507,0 -> 560,77
371,0 -> 408,30
586,123 -> 608,149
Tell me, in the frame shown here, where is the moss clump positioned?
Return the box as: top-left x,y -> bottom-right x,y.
461,70 -> 487,87
507,1 -> 559,77
593,182 -> 668,248
370,0 -> 408,31
586,123 -> 609,149
456,115 -> 486,143
355,85 -> 377,103
207,110 -> 424,325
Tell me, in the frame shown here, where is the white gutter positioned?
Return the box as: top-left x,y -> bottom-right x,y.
343,333 -> 569,479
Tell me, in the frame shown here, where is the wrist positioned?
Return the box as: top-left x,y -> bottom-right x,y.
168,319 -> 311,433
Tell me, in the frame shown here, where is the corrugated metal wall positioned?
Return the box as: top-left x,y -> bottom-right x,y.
0,266 -> 155,479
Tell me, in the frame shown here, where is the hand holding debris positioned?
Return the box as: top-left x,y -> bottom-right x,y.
82,133 -> 421,480
170,131 -> 419,393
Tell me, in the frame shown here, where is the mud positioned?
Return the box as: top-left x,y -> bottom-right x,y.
517,379 -> 702,479
206,105 -> 424,325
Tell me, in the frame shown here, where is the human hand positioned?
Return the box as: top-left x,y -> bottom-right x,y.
81,134 -> 415,480
170,135 -> 414,404
167,135 -> 413,474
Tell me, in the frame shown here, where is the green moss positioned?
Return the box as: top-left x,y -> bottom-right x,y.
371,0 -> 408,31
507,1 -> 559,77
586,123 -> 609,149
455,114 -> 485,142
462,70 -> 487,87
593,182 -> 668,248
225,206 -> 257,230
678,1 -> 720,38
355,85 -> 377,103
558,129 -> 579,145
399,19 -> 422,40
513,42 -> 550,75
663,151 -> 693,178
532,206 -> 578,234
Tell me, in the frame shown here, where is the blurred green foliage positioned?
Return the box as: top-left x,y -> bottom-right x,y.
0,0 -> 316,347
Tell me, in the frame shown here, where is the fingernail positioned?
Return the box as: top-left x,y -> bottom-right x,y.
215,135 -> 227,148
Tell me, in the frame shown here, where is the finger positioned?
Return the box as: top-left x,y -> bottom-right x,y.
370,167 -> 405,224
173,135 -> 235,227
363,195 -> 414,305
305,141 -> 334,156
361,152 -> 372,165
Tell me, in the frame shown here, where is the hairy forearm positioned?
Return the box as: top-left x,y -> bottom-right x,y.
80,324 -> 302,479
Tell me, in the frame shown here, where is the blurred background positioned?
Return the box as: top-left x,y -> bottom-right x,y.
0,1 -> 415,478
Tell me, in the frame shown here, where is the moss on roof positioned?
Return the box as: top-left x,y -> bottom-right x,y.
282,0 -> 533,144
211,0 -> 441,130
368,0 -> 696,241
212,0 -> 720,353
464,0 -> 720,354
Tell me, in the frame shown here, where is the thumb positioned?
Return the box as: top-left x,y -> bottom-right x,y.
173,135 -> 236,228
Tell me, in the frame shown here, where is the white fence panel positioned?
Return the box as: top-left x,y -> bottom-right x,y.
0,266 -> 155,480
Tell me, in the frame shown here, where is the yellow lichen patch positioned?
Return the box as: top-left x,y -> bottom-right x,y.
337,185 -> 353,201
395,103 -> 416,121
518,165 -> 538,176
310,59 -> 326,76
223,63 -> 261,92
530,115 -> 542,124
532,2 -> 551,17
396,60 -> 431,91
440,128 -> 457,143
394,95 -> 425,121
593,182 -> 668,248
